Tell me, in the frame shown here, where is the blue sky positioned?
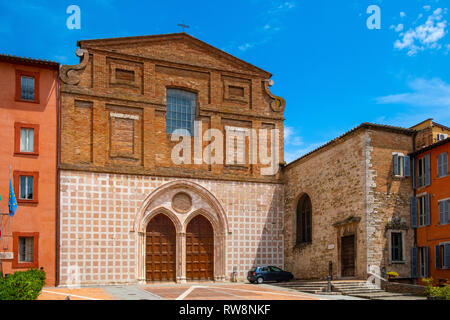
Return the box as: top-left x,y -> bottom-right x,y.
1,0 -> 449,162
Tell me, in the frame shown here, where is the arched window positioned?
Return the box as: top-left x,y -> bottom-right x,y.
296,194 -> 312,244
166,88 -> 197,136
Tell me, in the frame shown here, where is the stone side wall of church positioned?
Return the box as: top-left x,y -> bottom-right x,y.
59,170 -> 284,285
283,128 -> 414,280
283,130 -> 368,280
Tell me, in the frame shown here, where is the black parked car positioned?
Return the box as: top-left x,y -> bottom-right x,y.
247,266 -> 294,284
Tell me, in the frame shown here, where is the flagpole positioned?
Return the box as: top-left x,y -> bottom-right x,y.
7,165 -> 12,251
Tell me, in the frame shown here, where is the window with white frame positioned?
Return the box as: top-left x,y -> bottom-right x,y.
417,194 -> 430,227
20,128 -> 34,153
393,154 -> 410,177
438,199 -> 450,225
19,176 -> 34,200
18,236 -> 34,263
419,247 -> 429,278
437,152 -> 449,178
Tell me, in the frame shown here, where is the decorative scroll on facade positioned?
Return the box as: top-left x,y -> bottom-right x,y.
264,79 -> 286,113
59,49 -> 89,85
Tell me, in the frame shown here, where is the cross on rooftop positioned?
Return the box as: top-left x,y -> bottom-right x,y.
177,21 -> 190,33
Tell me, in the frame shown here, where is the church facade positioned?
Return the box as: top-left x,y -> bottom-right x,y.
58,33 -> 285,285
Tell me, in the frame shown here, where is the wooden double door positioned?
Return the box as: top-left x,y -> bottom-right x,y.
145,214 -> 214,282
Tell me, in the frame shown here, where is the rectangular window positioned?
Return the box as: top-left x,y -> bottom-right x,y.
21,76 -> 35,101
15,70 -> 39,103
14,123 -> 39,155
166,88 -> 197,136
419,247 -> 429,278
391,232 -> 403,262
418,196 -> 426,226
20,128 -> 34,152
19,176 -> 33,200
439,200 -> 450,225
393,154 -> 410,177
13,171 -> 39,204
12,232 -> 39,269
444,244 -> 450,269
18,237 -> 34,263
437,152 -> 449,178
418,157 -> 425,187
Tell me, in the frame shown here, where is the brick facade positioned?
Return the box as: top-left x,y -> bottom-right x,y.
58,33 -> 285,285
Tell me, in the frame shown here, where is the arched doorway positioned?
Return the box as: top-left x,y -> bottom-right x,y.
145,214 -> 176,282
186,215 -> 214,280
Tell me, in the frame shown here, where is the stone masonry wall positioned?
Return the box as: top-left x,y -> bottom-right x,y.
366,129 -> 414,278
283,127 -> 414,280
283,130 -> 367,280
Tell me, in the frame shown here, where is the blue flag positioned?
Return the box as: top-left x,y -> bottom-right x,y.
8,178 -> 18,217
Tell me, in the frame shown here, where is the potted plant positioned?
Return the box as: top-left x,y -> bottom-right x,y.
423,278 -> 450,300
386,271 -> 399,280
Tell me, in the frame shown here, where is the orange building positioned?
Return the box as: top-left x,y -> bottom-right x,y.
0,55 -> 59,286
410,137 -> 450,285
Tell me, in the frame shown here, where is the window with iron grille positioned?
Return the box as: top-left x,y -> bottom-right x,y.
391,232 -> 403,262
166,88 -> 197,136
21,76 -> 35,101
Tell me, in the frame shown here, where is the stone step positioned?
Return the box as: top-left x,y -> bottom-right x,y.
340,289 -> 384,294
351,292 -> 407,299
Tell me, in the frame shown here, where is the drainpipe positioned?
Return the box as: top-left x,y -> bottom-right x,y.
55,72 -> 62,287
412,131 -> 417,285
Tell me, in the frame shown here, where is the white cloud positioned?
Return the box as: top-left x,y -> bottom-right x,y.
236,1 -> 297,52
390,24 -> 404,32
238,43 -> 254,52
393,8 -> 448,56
424,5 -> 431,12
400,12 -> 406,18
284,126 -> 303,146
377,78 -> 450,108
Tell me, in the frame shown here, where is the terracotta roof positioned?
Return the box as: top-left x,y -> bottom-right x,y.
76,32 -> 271,77
0,53 -> 59,69
410,137 -> 450,156
285,122 -> 415,168
432,121 -> 450,131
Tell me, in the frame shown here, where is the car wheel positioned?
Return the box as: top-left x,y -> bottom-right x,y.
257,277 -> 264,284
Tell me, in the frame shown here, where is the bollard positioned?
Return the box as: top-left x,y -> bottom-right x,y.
327,275 -> 332,292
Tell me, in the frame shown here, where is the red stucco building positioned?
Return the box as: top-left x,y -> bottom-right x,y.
411,137 -> 450,285
0,54 -> 59,286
